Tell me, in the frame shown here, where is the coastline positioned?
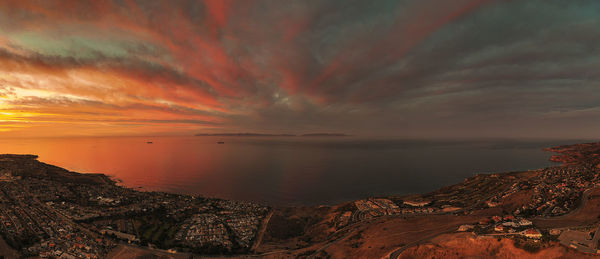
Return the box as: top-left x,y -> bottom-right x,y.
1,142 -> 599,258
0,136 -> 564,207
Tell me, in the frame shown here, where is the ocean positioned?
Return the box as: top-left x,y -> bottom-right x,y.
0,136 -> 580,206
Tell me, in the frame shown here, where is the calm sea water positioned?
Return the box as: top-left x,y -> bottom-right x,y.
0,136 -> 581,206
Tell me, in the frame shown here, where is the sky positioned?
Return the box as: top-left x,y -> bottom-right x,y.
1,0 -> 600,138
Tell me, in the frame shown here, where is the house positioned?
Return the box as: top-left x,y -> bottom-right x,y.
494,225 -> 504,232
519,219 -> 533,226
442,206 -> 462,213
487,201 -> 499,207
403,200 -> 431,207
523,229 -> 542,239
502,222 -> 519,228
458,225 -> 474,232
549,229 -> 561,235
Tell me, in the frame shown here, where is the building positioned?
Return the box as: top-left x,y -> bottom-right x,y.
403,200 -> 430,207
549,229 -> 561,235
502,222 -> 519,228
522,229 -> 542,239
458,225 -> 474,232
558,225 -> 600,254
519,219 -> 532,226
494,225 -> 504,232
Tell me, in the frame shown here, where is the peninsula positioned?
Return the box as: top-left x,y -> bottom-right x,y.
194,133 -> 349,137
194,133 -> 295,137
1,142 -> 600,258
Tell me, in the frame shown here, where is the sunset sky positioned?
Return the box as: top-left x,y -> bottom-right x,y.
1,0 -> 600,138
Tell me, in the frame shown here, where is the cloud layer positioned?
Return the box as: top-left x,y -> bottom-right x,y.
1,0 -> 600,138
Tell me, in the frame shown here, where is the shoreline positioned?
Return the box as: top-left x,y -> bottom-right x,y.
0,141 -> 580,210
3,137 -> 563,207
1,142 -> 599,258
0,139 -> 565,207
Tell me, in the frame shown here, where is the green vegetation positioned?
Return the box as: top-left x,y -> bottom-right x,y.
265,214 -> 306,239
135,211 -> 180,249
513,238 -> 542,253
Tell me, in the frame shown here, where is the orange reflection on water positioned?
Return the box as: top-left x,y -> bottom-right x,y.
0,136 -> 232,197
0,137 -> 556,206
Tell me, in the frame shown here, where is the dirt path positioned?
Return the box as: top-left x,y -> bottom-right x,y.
251,210 -> 273,252
386,224 -> 464,259
0,235 -> 19,259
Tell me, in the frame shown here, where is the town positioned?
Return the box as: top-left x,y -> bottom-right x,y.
2,142 -> 600,258
329,142 -> 600,256
0,154 -> 269,258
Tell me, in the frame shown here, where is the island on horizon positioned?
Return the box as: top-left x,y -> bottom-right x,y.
194,132 -> 349,137
1,142 -> 600,258
300,133 -> 350,137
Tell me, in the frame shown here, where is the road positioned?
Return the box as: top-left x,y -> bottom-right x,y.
306,222 -> 365,258
387,187 -> 599,258
386,224 -> 464,259
251,210 -> 273,252
535,188 -> 593,221
226,178 -> 519,258
384,179 -> 516,259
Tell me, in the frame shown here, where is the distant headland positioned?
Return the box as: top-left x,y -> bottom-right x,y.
195,133 -> 295,137
194,132 -> 350,137
300,133 -> 349,137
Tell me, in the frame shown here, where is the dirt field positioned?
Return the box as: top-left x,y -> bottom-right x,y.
315,214 -> 484,259
217,214 -> 487,258
397,232 -> 595,259
0,236 -> 19,259
501,189 -> 535,212
107,244 -> 192,259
